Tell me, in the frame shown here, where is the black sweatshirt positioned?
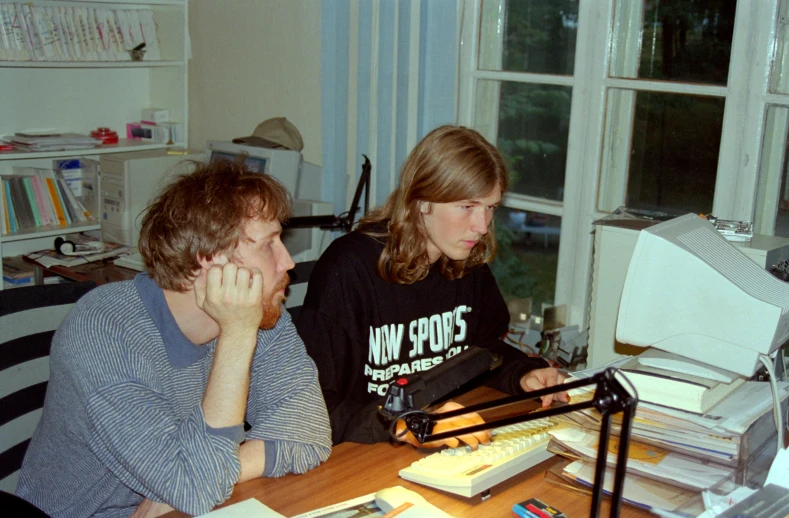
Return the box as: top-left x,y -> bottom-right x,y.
296,230 -> 548,445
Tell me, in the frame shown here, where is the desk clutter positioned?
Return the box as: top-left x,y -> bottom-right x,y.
541,357 -> 789,514
201,486 -> 455,518
0,3 -> 161,62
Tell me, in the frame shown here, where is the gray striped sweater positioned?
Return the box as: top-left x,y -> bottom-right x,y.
16,274 -> 331,517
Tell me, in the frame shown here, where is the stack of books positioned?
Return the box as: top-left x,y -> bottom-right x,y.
544,355 -> 788,514
2,255 -> 34,288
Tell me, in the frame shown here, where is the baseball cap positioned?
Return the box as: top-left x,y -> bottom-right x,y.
232,117 -> 304,152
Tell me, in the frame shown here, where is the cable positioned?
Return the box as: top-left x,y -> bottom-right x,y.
758,353 -> 784,457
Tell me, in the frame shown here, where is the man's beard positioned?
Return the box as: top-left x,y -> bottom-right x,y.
259,274 -> 290,329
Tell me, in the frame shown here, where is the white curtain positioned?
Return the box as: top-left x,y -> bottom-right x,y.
321,0 -> 461,219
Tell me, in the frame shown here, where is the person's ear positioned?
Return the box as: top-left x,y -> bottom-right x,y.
419,201 -> 431,214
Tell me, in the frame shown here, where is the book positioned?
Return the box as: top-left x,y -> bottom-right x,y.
292,486 -> 454,518
0,179 -> 10,234
20,176 -> 42,227
197,498 -> 285,517
2,255 -> 34,284
8,176 -> 34,229
53,169 -> 88,222
2,178 -> 17,233
619,355 -> 746,414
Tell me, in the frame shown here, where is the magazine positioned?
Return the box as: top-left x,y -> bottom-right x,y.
293,486 -> 454,518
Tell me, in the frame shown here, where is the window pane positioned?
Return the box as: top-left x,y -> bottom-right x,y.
492,207 -> 559,313
599,90 -> 723,214
476,81 -> 571,202
479,0 -> 578,74
610,0 -> 736,85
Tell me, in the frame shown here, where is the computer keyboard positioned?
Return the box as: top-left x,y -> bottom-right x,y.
399,417 -> 557,497
113,251 -> 146,272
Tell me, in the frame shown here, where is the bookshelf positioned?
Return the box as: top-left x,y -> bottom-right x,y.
0,0 -> 189,286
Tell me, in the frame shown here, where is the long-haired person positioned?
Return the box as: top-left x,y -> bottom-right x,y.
297,125 -> 567,447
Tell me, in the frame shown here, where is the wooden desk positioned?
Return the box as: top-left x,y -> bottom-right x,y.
177,443 -> 648,517
165,387 -> 651,517
24,256 -> 138,286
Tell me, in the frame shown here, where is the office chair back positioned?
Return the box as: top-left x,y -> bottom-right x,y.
285,260 -> 316,322
0,281 -> 96,493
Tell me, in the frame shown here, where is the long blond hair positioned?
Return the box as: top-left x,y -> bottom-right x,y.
357,125 -> 508,284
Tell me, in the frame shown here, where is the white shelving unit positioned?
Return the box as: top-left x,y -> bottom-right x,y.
0,0 -> 188,285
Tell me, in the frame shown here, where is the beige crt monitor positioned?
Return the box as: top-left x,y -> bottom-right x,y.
587,221 -> 789,368
206,141 -> 302,197
615,213 -> 789,377
100,149 -> 205,247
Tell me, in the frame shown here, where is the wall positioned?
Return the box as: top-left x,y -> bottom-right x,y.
188,0 -> 323,165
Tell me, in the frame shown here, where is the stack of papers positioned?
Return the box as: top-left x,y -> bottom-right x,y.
3,133 -> 102,152
563,359 -> 788,465
543,359 -> 789,513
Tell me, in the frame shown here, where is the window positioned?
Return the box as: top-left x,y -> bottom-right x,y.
459,0 -> 781,329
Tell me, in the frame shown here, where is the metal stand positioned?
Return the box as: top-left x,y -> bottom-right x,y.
285,154 -> 371,232
394,368 -> 637,517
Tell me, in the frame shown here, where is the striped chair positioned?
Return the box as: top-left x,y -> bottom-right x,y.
0,281 -> 96,493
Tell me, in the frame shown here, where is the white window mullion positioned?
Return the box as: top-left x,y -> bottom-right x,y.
715,1 -> 776,221
554,0 -> 616,328
469,0 -> 504,143
457,0 -> 480,127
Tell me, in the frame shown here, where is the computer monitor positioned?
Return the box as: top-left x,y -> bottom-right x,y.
615,213 -> 789,377
206,140 -> 302,196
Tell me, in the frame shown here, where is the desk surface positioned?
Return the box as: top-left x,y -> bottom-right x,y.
24,256 -> 138,285
165,387 -> 651,518
182,444 -> 648,518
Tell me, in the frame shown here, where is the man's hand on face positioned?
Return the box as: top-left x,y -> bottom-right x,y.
194,262 -> 264,334
520,367 -> 570,409
395,401 -> 492,450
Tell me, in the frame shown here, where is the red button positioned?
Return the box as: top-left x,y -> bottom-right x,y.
396,378 -> 408,386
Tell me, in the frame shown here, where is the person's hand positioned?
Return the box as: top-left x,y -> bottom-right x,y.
395,401 -> 492,450
194,262 -> 264,334
130,498 -> 173,518
520,367 -> 569,408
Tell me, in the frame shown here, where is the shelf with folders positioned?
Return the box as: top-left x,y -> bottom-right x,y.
0,0 -> 188,285
0,159 -> 101,241
0,0 -> 187,64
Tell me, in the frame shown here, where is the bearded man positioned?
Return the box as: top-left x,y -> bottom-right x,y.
16,157 -> 331,518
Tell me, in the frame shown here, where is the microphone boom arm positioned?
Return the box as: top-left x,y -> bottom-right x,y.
391,368 -> 637,518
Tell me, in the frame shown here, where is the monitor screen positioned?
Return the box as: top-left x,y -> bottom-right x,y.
210,150 -> 268,173
206,140 -> 301,196
615,213 -> 789,377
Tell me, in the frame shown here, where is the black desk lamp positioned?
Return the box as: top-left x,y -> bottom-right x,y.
380,347 -> 637,518
285,154 -> 372,232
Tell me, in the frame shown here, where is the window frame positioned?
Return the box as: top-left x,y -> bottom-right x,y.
458,0 -> 783,329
